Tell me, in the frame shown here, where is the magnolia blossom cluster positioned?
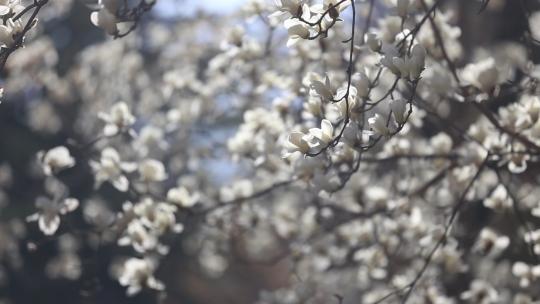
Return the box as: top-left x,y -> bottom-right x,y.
2,0 -> 540,303
0,0 -> 30,48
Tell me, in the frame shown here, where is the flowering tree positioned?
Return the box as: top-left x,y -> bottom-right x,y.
1,0 -> 540,303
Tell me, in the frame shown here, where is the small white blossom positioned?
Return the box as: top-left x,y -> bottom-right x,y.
167,186 -> 199,208
138,159 -> 167,182
38,146 -> 75,176
353,71 -> 371,99
98,102 -> 136,137
369,113 -> 391,136
309,119 -> 334,146
118,220 -> 159,253
134,198 -> 183,234
0,0 -> 24,16
118,258 -> 164,296
461,57 -> 499,93
273,0 -> 304,16
390,99 -> 407,124
284,131 -> 311,157
310,74 -> 334,101
483,184 -> 512,211
90,147 -> 137,192
524,229 -> 540,255
0,18 -> 24,48
473,228 -> 509,257
27,197 -> 79,235
284,19 -> 310,47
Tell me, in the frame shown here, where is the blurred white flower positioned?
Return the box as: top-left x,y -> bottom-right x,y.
118,220 -> 159,253
368,113 -> 391,136
460,280 -> 498,304
390,99 -> 407,124
512,261 -> 540,288
384,45 -> 426,79
461,58 -> 499,93
310,74 -> 334,101
483,184 -> 512,211
27,197 -> 79,235
473,228 -> 509,257
118,258 -> 164,296
138,159 -> 167,182
98,102 -> 135,137
354,71 -> 371,98
134,198 -> 183,234
90,147 -> 137,192
273,0 -> 304,16
0,0 -> 24,16
167,186 -> 199,208
38,146 -> 75,176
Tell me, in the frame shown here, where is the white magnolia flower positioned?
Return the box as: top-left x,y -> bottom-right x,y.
368,113 -> 391,136
507,151 -> 529,174
138,159 -> 167,182
118,258 -> 164,296
167,186 -> 200,208
0,18 -> 24,47
273,0 -> 304,15
310,74 -> 334,101
381,44 -> 420,77
98,102 -> 136,137
118,220 -> 159,253
0,0 -> 24,16
309,119 -> 334,146
354,71 -> 371,98
90,147 -> 137,192
283,131 -> 311,157
483,184 -> 512,211
430,132 -> 453,154
389,99 -> 407,124
409,44 -> 426,79
461,57 -> 499,93
219,179 -> 253,201
134,198 -> 183,234
133,125 -> 169,156
284,19 -> 310,47
311,0 -> 350,15
90,7 -> 118,35
38,146 -> 75,176
473,228 -> 509,257
27,197 -> 79,235
385,45 -> 426,79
